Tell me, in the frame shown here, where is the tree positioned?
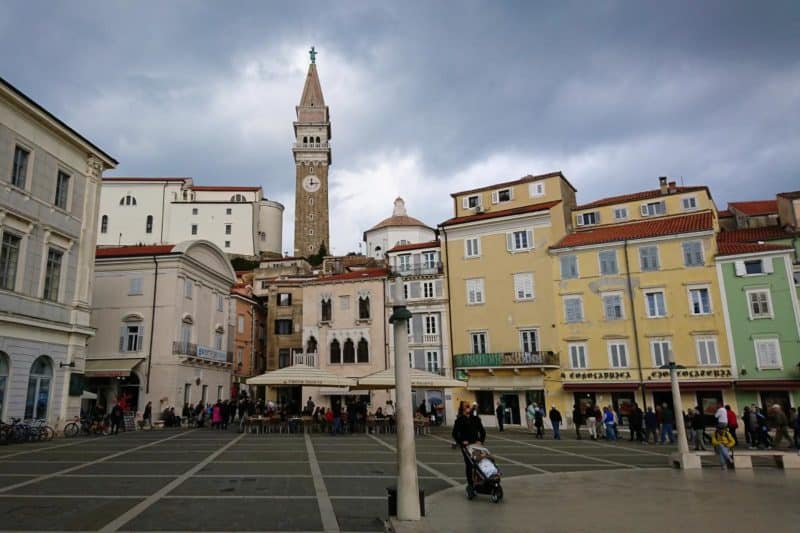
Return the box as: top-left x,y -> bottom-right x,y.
308,243 -> 328,266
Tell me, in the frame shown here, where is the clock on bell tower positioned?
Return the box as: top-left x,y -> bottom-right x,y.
293,46 -> 331,258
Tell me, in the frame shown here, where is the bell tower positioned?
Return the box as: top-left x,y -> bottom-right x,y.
293,46 -> 331,257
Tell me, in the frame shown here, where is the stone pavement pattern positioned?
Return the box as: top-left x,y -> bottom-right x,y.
0,427 -> 789,532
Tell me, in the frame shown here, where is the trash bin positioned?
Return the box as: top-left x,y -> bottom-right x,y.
387,487 -> 425,517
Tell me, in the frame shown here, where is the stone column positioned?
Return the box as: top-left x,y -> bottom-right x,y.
667,350 -> 701,469
390,277 -> 420,520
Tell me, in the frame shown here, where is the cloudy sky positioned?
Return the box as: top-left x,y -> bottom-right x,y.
2,1 -> 798,254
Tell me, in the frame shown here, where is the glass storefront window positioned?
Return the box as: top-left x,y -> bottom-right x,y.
24,356 -> 53,420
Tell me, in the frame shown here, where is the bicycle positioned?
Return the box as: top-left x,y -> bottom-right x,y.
63,417 -> 92,438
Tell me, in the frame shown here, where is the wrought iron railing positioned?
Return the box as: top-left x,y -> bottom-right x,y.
453,351 -> 559,368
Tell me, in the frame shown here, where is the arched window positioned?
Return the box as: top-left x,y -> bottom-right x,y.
230,194 -> 246,202
24,356 -> 52,419
145,215 -> 153,234
330,339 -> 341,364
0,351 -> 9,419
100,215 -> 108,234
214,326 -> 224,350
180,316 -> 193,348
357,338 -> 369,363
343,338 -> 355,363
316,136 -> 321,144
306,336 -> 318,354
303,136 -> 308,144
119,195 -> 136,206
358,296 -> 370,320
321,299 -> 332,322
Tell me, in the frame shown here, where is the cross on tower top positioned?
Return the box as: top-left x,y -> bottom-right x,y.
309,46 -> 317,64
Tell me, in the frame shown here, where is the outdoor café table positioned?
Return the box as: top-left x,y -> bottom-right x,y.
247,416 -> 266,434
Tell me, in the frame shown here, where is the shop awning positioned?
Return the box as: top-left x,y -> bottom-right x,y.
351,368 -> 467,390
735,380 -> 800,391
319,388 -> 351,396
563,382 -> 639,392
644,380 -> 732,391
85,358 -> 143,378
465,373 -> 543,391
246,364 -> 357,387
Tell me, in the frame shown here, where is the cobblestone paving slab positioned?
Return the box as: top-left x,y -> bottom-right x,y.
0,496 -> 144,531
169,476 -> 317,497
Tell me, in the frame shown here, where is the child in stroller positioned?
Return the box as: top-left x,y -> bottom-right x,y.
461,444 -> 503,503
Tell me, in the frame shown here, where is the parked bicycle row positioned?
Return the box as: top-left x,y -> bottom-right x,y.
0,418 -> 55,445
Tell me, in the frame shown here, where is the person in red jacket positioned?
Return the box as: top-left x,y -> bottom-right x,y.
725,404 -> 739,445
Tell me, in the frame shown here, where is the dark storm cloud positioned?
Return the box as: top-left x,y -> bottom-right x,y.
1,1 -> 797,252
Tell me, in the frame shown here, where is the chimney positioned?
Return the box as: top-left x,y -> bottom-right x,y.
668,181 -> 677,194
659,176 -> 668,195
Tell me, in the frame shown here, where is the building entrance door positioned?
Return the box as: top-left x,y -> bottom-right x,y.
652,391 -> 674,413
500,393 -> 520,425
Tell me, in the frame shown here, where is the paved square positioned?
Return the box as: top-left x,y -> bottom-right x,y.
0,426 -> 782,531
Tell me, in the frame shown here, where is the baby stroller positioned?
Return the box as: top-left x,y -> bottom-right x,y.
462,444 -> 503,503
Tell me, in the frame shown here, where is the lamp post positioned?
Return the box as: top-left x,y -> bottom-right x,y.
389,277 -> 420,520
666,350 -> 701,469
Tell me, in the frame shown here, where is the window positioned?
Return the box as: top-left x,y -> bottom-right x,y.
278,349 -> 291,369
614,207 -> 628,221
651,339 -> 671,368
260,232 -> 266,241
343,338 -> 355,363
214,331 -> 223,350
563,296 -> 584,323
237,315 -> 245,333
602,293 -> 623,320
745,259 -> 766,275
226,208 -> 232,215
120,195 -> 137,206
357,338 -> 369,363
423,281 -> 434,298
398,254 -> 411,272
682,241 -> 704,267
493,188 -> 511,203
755,339 -> 782,369
682,196 -> 698,210
201,384 -> 208,403
192,208 -> 198,215
217,294 -> 224,312
321,298 -> 332,322
424,351 -> 441,372
560,255 -> 578,279
0,233 -> 21,291
225,224 -> 232,235
465,237 -> 480,258
129,277 -> 143,295
470,332 -> 488,354
507,230 -> 533,251
608,342 -> 629,368
54,171 -> 70,209
358,296 -> 370,320
645,290 -> 666,318
696,337 -> 719,366
121,323 -> 144,352
100,215 -> 108,234
576,211 -> 599,226
191,224 -> 198,235
330,339 -> 341,364
306,336 -> 318,354
184,279 -> 193,299
640,201 -> 666,217
530,182 -> 545,197
423,315 -> 437,335
339,295 -> 350,310
747,289 -> 772,319
145,215 -> 153,234
0,352 -> 7,418
403,283 -> 409,301
422,251 -> 436,269
11,146 -> 29,188
260,280 -> 268,290
688,287 -> 711,315
217,385 -> 223,401
639,246 -> 660,271
569,343 -> 587,369
466,278 -> 484,304
231,194 -> 246,202
520,329 -> 538,353
180,319 -> 192,345
513,272 -> 534,300
24,356 -> 52,419
274,320 -> 292,335
224,241 -> 231,248
408,351 -> 413,368
599,250 -> 618,275
278,293 -> 292,306
43,248 -> 63,301
183,383 -> 191,406
465,195 -> 480,209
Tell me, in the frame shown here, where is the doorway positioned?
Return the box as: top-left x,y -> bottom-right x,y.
652,391 -> 673,413
761,391 -> 791,416
499,393 -> 521,425
612,392 -> 635,426
696,390 -> 723,426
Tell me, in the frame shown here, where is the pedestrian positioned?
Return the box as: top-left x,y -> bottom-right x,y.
746,405 -> 759,448
610,406 -> 620,439
142,401 -> 152,429
770,404 -> 793,448
742,406 -> 752,446
452,402 -> 486,491
644,407 -> 658,444
659,403 -> 676,444
212,401 -> 222,430
602,406 -> 616,441
714,402 -> 728,429
711,426 -> 735,470
495,401 -> 504,432
585,404 -> 597,440
220,401 -> 229,430
572,404 -> 584,440
306,396 -> 315,416
724,405 -> 738,445
629,403 -> 643,443
594,406 -> 603,439
691,407 -> 706,451
526,402 -> 536,432
533,405 -> 544,438
110,403 -> 123,435
549,406 -> 562,440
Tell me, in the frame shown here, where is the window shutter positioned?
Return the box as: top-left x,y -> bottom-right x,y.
491,191 -> 499,204
434,280 -> 443,297
525,230 -> 533,248
462,197 -> 468,209
119,326 -> 126,352
137,326 -> 145,353
604,297 -> 614,319
640,204 -> 648,216
506,233 -> 514,251
575,215 -> 584,226
734,261 -> 745,276
763,258 -> 774,273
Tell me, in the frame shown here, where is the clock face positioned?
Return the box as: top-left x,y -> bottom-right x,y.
302,175 -> 321,193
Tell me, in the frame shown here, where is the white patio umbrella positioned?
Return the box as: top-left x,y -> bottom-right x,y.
352,367 -> 467,390
246,364 -> 357,388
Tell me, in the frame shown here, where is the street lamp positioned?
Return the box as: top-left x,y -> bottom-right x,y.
662,351 -> 701,469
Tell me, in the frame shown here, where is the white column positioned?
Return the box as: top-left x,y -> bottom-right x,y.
668,350 -> 701,469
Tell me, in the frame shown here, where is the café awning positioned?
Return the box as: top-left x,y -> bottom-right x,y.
352,368 -> 467,390
85,358 -> 143,378
246,364 -> 356,387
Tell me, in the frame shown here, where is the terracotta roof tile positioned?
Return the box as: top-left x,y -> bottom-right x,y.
191,186 -> 261,192
551,211 -> 714,249
96,245 -> 175,258
311,268 -> 388,283
575,186 -> 709,210
450,171 -> 575,197
777,191 -> 800,200
716,240 -> 793,257
728,200 -> 778,216
717,226 -> 795,243
718,209 -> 733,218
387,240 -> 440,253
440,200 -> 561,227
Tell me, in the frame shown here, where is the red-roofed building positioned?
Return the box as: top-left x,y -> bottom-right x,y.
363,198 -> 436,259
727,200 -> 779,229
230,282 -> 266,394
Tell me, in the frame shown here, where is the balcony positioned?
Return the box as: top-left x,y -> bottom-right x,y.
422,333 -> 440,345
454,351 -> 559,369
293,352 -> 318,367
293,142 -> 330,149
410,366 -> 450,376
393,263 -> 443,277
172,341 -> 230,365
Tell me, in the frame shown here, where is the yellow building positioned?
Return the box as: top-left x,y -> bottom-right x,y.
439,172 -> 577,427
549,177 -> 735,423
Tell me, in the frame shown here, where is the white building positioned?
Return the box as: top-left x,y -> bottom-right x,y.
363,198 -> 436,260
96,177 -> 284,258
0,77 -> 117,427
87,240 -> 236,415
